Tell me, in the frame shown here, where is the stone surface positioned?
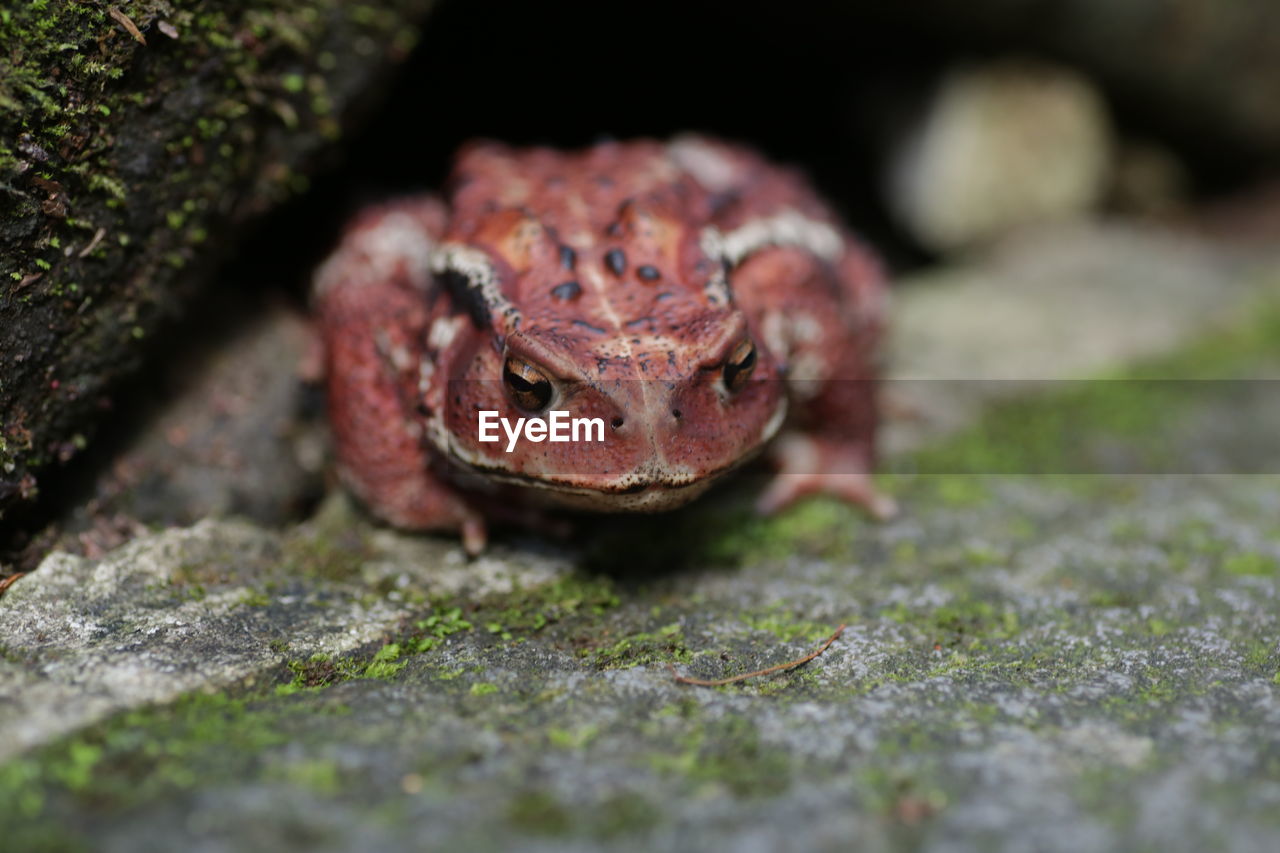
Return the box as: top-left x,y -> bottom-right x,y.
4,475 -> 1279,851
0,505 -> 572,764
2,227 -> 1279,851
72,304 -> 324,533
885,221 -> 1278,454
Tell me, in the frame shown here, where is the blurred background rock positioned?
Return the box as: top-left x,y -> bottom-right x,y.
885,59 -> 1115,253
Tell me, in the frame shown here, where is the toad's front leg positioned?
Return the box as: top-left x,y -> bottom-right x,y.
754,323 -> 896,520
313,200 -> 488,553
756,424 -> 898,521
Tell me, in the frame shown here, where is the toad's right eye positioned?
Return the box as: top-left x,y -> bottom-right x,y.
722,338 -> 757,394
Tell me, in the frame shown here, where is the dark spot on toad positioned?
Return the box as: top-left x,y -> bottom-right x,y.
637,265 -> 661,281
551,280 -> 581,301
605,249 -> 626,276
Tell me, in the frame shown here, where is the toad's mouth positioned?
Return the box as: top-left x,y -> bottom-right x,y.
449,453 -> 756,512
437,396 -> 787,511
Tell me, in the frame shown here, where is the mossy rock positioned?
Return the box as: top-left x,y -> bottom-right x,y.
0,0 -> 433,516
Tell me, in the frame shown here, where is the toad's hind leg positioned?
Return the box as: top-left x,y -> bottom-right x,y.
312,199 -> 486,553
748,245 -> 895,521
748,244 -> 894,520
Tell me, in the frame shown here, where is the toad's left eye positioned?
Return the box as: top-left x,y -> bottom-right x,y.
722,339 -> 757,393
503,357 -> 554,411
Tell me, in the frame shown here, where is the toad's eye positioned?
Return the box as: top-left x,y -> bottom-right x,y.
722,339 -> 757,393
503,357 -> 553,411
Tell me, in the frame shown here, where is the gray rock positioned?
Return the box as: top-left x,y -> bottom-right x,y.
0,507 -> 574,763
5,475 -> 1278,852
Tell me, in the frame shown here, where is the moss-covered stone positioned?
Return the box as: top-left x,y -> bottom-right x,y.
0,0 -> 433,515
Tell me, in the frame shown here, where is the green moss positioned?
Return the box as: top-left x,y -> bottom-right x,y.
262,584 -> 552,697
882,595 -> 1020,648
742,607 -> 841,644
0,691 -> 318,818
0,758 -> 45,820
1222,552 -> 1278,576
0,0 -> 431,507
591,794 -> 661,838
506,790 -> 572,835
907,290 -> 1280,481
363,643 -> 408,679
857,765 -> 949,822
49,741 -> 101,791
279,506 -> 373,584
927,474 -> 993,507
267,757 -> 341,795
238,590 -> 271,608
584,490 -> 869,574
547,724 -> 600,750
470,572 -> 620,638
1088,588 -> 1142,608
1242,643 -> 1279,690
277,635 -> 429,694
468,682 -> 498,696
648,717 -> 791,797
277,651 -> 362,695
588,622 -> 691,669
410,606 -> 474,651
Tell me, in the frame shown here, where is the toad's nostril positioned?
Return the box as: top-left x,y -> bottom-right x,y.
671,408 -> 682,419
611,416 -> 625,430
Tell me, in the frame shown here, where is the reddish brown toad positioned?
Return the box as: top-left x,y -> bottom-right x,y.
313,137 -> 891,553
